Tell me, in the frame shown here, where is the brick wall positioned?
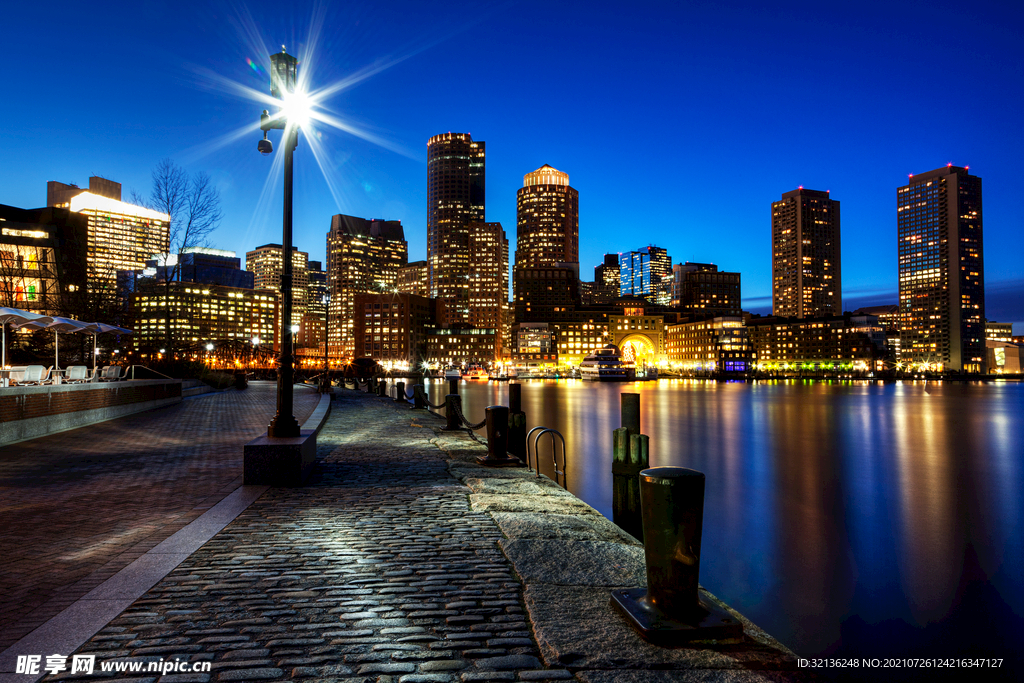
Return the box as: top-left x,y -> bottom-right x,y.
0,382 -> 182,423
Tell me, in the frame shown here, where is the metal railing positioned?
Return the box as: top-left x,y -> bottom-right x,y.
527,426 -> 567,489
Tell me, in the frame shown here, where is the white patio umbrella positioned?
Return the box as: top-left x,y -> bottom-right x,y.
0,307 -> 53,367
19,317 -> 89,370
80,322 -> 133,373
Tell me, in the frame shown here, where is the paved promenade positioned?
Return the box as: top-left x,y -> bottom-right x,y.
0,382 -> 321,650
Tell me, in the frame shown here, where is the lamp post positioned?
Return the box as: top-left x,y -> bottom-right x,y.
260,47 -> 301,438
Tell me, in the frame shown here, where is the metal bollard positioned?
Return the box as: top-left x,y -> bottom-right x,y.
413,384 -> 427,409
443,394 -> 462,431
476,405 -> 522,467
377,380 -> 387,397
507,383 -> 527,462
611,467 -> 743,644
394,381 -> 407,403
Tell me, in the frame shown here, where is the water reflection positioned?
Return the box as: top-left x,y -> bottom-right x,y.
420,378 -> 1023,663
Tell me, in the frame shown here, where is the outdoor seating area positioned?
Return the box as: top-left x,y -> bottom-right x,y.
0,306 -> 132,388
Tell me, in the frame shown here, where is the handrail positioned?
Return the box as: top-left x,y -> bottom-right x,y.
527,427 -> 568,489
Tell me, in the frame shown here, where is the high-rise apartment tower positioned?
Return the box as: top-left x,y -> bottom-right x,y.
426,133 -> 485,324
897,165 -> 984,372
245,244 -> 309,328
515,165 -> 578,268
771,188 -> 841,318
468,222 -> 509,358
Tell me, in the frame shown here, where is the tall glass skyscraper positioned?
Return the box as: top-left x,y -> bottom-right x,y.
897,165 -> 985,372
426,133 -> 485,325
619,246 -> 672,305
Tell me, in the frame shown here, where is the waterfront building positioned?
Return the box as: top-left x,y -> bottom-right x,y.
353,292 -> 442,368
898,165 -> 984,372
0,203 -> 87,315
427,132 -> 485,324
326,214 -> 408,359
130,283 -> 277,354
666,316 -> 751,373
986,339 -> 1023,374
854,304 -> 900,360
512,322 -> 556,366
468,221 -> 508,358
514,262 -> 580,322
772,188 -> 841,318
985,321 -> 1012,342
609,300 -> 666,367
515,165 -> 578,268
593,254 -> 621,304
747,314 -> 886,370
671,262 -> 741,316
424,327 -> 497,367
619,246 -> 672,305
548,319 -> 611,367
397,261 -> 429,297
245,244 -> 309,328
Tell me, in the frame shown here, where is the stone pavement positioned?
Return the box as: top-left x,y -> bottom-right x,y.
29,388 -> 800,683
0,381 -> 321,651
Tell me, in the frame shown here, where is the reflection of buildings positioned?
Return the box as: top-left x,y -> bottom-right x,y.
0,204 -> 87,315
515,165 -> 578,268
772,188 -> 841,318
898,166 -> 985,372
619,246 -> 672,305
671,262 -> 741,316
747,314 -> 885,368
666,316 -> 751,373
245,243 -> 309,328
326,214 -> 408,359
353,292 -> 442,367
427,132 -> 485,325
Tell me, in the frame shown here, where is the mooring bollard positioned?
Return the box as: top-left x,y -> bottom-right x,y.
611,467 -> 743,644
394,381 -> 407,403
377,379 -> 387,397
476,405 -> 522,467
413,384 -> 427,409
448,377 -> 458,395
443,393 -> 462,431
507,383 -> 527,462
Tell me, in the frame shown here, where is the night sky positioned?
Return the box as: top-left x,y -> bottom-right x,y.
5,0 -> 1022,331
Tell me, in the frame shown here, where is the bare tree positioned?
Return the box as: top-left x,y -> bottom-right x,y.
130,159 -> 223,356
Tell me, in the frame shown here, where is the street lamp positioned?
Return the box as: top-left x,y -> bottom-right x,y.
260,46 -> 302,438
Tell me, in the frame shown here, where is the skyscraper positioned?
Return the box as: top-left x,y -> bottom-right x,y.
468,222 -> 509,357
619,246 -> 672,305
515,165 -> 578,268
426,132 -> 485,324
771,188 -> 841,318
245,244 -> 309,328
593,253 -> 621,304
326,214 -> 407,359
897,165 -> 985,372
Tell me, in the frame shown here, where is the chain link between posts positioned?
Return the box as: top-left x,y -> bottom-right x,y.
413,385 -> 446,410
452,399 -> 487,431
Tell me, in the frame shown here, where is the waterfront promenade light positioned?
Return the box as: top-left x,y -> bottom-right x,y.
259,46 -> 303,438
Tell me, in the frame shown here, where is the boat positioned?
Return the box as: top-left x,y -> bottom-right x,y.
579,344 -> 635,381
462,364 -> 489,380
443,367 -> 462,381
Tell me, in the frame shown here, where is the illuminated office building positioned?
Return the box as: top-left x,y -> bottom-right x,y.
619,246 -> 672,305
0,204 -> 87,315
772,188 -> 841,318
515,165 -> 578,268
426,132 -> 485,324
898,165 -> 984,372
671,262 -> 741,316
397,261 -> 429,297
245,244 -> 309,327
468,222 -> 508,358
593,254 -> 621,304
326,214 -> 407,359
299,260 -> 328,351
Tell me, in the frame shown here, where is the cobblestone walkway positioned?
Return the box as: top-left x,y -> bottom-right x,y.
0,382 -> 320,650
46,392 -> 569,682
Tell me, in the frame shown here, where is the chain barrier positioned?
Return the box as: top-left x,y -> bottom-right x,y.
414,385 -> 446,410
452,399 -> 487,431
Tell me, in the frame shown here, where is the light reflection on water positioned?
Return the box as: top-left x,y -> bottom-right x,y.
420,378 -> 1023,662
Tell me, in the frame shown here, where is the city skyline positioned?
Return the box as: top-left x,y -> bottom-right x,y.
4,1 -> 1023,332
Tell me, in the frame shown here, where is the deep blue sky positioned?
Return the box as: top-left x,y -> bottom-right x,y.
5,0 -> 1023,331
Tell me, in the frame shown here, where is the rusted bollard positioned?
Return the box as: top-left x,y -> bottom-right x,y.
507,383 -> 527,462
611,467 -> 743,644
476,405 -> 522,467
394,381 -> 407,403
443,393 -> 462,431
413,384 -> 427,409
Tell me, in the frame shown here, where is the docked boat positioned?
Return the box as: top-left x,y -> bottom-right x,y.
443,367 -> 462,381
462,364 -> 489,380
579,344 -> 634,381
